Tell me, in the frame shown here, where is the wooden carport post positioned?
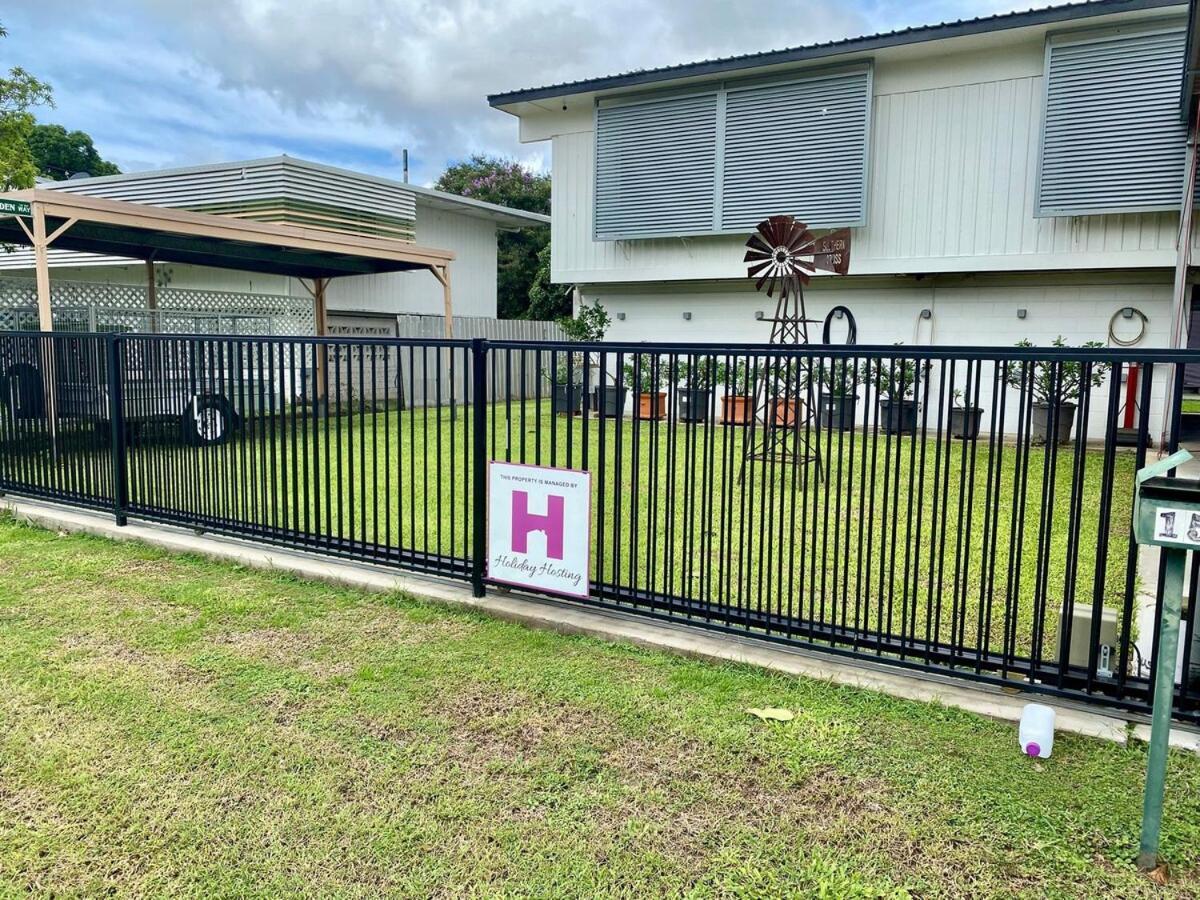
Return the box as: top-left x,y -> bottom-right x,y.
14,200 -> 78,444
15,200 -> 78,331
430,264 -> 454,337
300,277 -> 330,402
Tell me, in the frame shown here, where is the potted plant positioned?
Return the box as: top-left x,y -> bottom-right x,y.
873,352 -> 923,435
623,354 -> 666,420
950,389 -> 984,440
1005,337 -> 1109,445
766,359 -> 809,428
676,356 -> 715,423
548,351 -> 585,415
818,358 -> 861,431
717,358 -> 758,425
553,300 -> 617,416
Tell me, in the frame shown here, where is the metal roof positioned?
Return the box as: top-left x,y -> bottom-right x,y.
0,189 -> 455,280
488,0 -> 1184,108
41,156 -> 548,230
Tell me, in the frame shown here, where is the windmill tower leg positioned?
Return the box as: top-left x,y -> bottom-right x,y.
740,285 -> 822,485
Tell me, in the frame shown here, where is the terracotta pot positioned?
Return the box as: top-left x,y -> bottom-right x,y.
721,394 -> 753,425
636,391 -> 666,420
770,398 -> 801,427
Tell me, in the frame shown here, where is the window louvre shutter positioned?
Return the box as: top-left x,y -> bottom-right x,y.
721,68 -> 872,230
594,94 -> 718,240
1037,26 -> 1188,216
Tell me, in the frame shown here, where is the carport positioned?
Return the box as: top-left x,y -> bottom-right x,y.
0,189 -> 458,337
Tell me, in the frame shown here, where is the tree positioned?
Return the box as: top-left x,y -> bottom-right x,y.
0,23 -> 53,190
29,123 -> 120,180
526,241 -> 572,320
435,155 -> 552,320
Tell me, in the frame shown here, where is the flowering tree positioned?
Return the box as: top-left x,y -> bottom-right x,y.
435,155 -> 553,319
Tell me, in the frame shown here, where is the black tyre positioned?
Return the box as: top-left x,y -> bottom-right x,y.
181,395 -> 235,446
1,363 -> 46,421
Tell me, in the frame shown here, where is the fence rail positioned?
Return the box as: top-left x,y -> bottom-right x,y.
2,329 -> 1198,723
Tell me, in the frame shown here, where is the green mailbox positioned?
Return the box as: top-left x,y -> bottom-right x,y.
1135,449 -> 1200,550
1131,448 -> 1199,871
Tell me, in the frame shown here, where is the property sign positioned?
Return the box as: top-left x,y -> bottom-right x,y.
0,199 -> 31,217
488,461 -> 591,599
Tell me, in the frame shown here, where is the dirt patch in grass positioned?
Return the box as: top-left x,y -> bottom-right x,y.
423,680 -> 605,767
58,632 -> 204,688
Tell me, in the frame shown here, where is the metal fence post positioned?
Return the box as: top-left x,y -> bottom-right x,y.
471,337 -> 488,597
105,334 -> 128,526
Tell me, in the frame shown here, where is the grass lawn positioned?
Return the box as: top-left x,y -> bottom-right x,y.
5,399 -> 1137,665
0,515 -> 1197,897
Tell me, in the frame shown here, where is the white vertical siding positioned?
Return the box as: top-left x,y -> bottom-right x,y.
324,207 -> 499,318
549,61 -> 1191,284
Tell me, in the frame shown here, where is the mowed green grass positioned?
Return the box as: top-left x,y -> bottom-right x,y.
0,515 -> 1197,897
5,399 -> 1136,661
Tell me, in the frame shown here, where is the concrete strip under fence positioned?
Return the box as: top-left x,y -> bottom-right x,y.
7,494 -> 1200,753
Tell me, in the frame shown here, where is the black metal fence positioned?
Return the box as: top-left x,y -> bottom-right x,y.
2,330 -> 1199,723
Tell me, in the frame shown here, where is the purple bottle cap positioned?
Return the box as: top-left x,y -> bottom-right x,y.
1025,742 -> 1040,757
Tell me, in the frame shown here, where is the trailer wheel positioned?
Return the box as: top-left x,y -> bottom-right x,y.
1,363 -> 45,421
181,395 -> 234,446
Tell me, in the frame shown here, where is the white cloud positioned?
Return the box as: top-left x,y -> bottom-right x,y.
2,0 -> 1036,184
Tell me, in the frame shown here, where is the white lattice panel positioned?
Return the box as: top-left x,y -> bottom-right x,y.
0,277 -> 314,334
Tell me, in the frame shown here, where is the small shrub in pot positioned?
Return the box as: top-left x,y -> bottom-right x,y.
1005,337 -> 1109,445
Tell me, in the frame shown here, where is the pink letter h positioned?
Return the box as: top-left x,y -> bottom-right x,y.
511,491 -> 566,559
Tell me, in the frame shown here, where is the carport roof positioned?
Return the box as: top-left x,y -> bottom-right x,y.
0,188 -> 455,279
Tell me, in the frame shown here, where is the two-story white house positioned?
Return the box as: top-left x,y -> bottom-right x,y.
489,0 -> 1199,359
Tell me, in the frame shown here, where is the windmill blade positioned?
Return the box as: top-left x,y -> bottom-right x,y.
747,259 -> 773,278
756,218 -> 781,246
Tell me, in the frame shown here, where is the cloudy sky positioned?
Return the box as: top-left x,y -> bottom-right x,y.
5,0 -> 1042,186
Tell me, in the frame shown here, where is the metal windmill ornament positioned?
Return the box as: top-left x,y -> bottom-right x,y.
741,215 -> 853,478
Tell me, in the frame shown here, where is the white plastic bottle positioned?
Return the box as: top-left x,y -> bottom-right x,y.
1018,703 -> 1056,759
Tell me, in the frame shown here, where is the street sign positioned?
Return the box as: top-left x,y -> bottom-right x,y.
0,199 -> 32,217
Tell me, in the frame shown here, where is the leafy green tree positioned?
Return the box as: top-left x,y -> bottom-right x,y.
435,155 -> 551,319
29,123 -> 119,180
0,23 -> 53,190
526,241 -> 571,320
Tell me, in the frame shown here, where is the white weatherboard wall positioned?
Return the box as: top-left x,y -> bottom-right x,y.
324,206 -> 498,318
543,30 -> 1195,286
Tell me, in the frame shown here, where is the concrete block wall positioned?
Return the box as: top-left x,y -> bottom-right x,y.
580,270 -> 1176,442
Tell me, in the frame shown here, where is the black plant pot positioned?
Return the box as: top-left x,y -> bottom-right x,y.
820,392 -> 858,431
593,385 -> 628,418
678,387 -> 712,423
552,382 -> 584,415
1031,402 -> 1076,445
950,406 -> 983,440
879,398 -> 918,435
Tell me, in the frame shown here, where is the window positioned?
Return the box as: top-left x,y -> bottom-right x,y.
1037,23 -> 1188,217
594,65 -> 872,240
594,93 -> 719,240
